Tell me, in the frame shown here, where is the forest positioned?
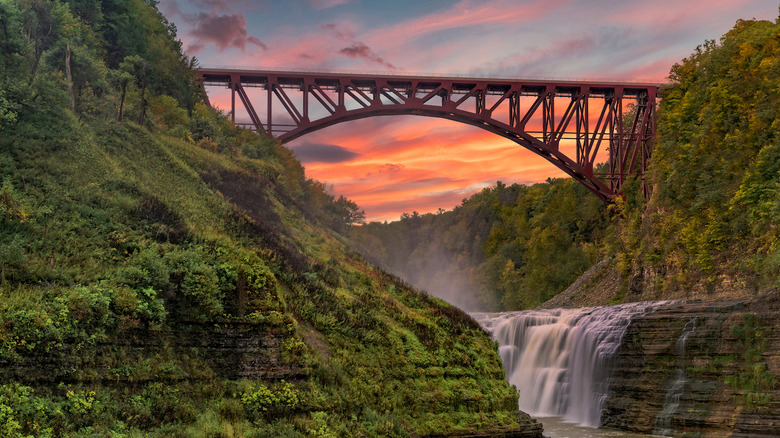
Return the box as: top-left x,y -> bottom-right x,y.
351,179 -> 606,310
352,16 -> 780,311
0,1 -> 532,436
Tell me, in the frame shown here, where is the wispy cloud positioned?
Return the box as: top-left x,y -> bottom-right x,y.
192,0 -> 232,12
307,0 -> 354,10
320,22 -> 355,41
366,0 -> 571,48
292,117 -> 563,221
320,22 -> 396,69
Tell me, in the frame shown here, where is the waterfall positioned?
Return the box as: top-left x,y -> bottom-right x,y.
653,317 -> 697,436
475,302 -> 661,428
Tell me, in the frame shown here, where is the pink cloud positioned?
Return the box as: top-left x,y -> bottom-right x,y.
321,23 -> 355,41
366,0 -> 572,48
193,0 -> 231,12
605,0 -> 762,27
188,12 -> 267,53
207,23 -> 354,69
339,42 -> 396,69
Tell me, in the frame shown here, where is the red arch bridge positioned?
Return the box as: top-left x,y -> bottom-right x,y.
197,68 -> 659,202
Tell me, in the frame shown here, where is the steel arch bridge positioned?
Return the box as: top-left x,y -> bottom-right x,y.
197,68 -> 659,202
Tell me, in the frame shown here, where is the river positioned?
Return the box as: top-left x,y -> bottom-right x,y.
540,416 -> 661,437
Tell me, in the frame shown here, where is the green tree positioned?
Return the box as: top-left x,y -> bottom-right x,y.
119,54 -> 150,124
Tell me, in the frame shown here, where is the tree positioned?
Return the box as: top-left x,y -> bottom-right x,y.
111,67 -> 133,121
119,54 -> 150,124
334,195 -> 366,227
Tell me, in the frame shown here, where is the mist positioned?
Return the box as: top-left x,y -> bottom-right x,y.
350,212 -> 498,312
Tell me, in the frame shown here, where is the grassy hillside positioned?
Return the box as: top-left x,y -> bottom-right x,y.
0,1 -> 534,436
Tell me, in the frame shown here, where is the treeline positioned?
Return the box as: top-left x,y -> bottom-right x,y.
352,179 -> 607,311
353,15 -> 780,310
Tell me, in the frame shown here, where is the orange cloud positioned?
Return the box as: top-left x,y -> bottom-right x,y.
291,117 -> 571,222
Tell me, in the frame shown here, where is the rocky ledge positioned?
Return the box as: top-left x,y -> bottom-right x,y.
602,294 -> 780,437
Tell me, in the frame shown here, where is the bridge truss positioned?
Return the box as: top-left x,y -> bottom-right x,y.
198,69 -> 658,201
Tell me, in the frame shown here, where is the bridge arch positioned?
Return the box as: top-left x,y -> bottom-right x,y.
198,69 -> 658,202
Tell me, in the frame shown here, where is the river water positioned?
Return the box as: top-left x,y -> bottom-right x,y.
540,416 -> 661,437
473,303 -> 669,437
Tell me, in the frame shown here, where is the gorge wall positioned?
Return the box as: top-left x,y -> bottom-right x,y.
602,295 -> 780,437
483,290 -> 780,437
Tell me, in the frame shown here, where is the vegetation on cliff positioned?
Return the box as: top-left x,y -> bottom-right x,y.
619,16 -> 780,295
0,1 -> 529,436
353,14 -> 780,310
351,179 -> 606,311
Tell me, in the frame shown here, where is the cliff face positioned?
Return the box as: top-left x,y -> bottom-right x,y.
541,257 -> 762,309
602,296 -> 780,437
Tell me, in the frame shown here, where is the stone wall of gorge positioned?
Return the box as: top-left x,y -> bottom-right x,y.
602,295 -> 780,437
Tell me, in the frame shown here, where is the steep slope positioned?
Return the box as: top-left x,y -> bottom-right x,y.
0,1 -> 541,436
545,16 -> 780,306
1,117 -> 538,437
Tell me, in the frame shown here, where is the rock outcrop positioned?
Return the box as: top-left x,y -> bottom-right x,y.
602,295 -> 780,437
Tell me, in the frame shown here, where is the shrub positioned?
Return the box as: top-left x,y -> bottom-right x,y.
241,381 -> 300,419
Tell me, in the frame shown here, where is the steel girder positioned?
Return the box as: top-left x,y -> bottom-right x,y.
198,69 -> 658,202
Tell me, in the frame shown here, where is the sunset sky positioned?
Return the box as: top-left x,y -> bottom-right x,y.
159,0 -> 778,222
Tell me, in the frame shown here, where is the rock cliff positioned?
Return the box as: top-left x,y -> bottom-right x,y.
602,295 -> 780,437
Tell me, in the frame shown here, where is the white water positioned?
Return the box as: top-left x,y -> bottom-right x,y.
475,302 -> 664,428
653,317 -> 697,436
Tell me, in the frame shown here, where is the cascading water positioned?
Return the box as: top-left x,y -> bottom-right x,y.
475,302 -> 663,428
653,317 -> 697,436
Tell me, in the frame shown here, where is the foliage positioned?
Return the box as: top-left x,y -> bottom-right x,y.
725,313 -> 777,392
0,2 -> 524,437
241,381 -> 300,419
608,16 -> 780,293
352,179 -> 606,310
